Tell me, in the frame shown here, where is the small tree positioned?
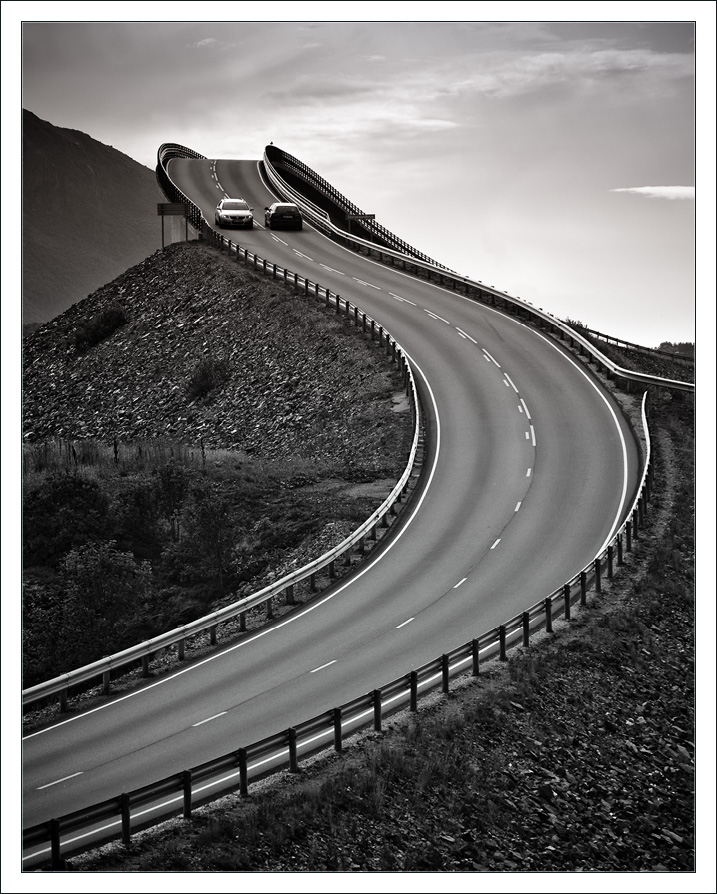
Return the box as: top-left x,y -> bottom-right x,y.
60,540 -> 153,665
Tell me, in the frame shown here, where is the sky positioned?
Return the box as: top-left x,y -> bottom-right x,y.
2,6 -> 716,891
5,4 -> 713,350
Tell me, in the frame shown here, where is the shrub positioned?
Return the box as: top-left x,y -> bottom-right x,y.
74,304 -> 126,351
186,356 -> 231,401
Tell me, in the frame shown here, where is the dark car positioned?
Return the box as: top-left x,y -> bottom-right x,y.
264,202 -> 303,230
215,198 -> 254,228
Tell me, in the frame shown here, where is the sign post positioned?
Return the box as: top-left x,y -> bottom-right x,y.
157,203 -> 190,247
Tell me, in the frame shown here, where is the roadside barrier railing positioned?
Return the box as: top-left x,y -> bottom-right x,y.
21,143 -> 674,865
261,144 -> 694,396
22,221 -> 423,711
23,397 -> 655,870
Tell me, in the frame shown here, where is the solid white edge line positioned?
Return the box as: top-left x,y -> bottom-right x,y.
24,352 -> 442,739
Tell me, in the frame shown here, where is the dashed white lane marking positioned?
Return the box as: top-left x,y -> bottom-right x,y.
271,235 -> 288,245
424,309 -> 450,324
396,618 -> 414,629
310,660 -> 337,673
519,405 -> 524,414
38,772 -> 83,790
453,577 -> 467,588
515,502 -> 522,512
294,250 -> 313,260
389,292 -> 416,305
530,425 -> 537,447
482,349 -> 501,367
353,277 -> 381,289
320,264 -> 345,274
456,327 -> 477,343
192,712 -> 227,727
525,431 -> 530,439
520,398 -> 531,419
504,373 -> 519,393
527,467 -> 532,477
490,539 -> 501,550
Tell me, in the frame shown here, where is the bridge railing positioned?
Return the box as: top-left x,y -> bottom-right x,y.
261,145 -> 694,396
24,392 -> 655,869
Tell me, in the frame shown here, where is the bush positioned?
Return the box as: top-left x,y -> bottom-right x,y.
186,356 -> 231,401
74,304 -> 126,351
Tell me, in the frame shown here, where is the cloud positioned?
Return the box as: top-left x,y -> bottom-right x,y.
610,186 -> 695,200
441,49 -> 693,99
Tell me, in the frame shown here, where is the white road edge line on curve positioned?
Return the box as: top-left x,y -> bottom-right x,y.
396,618 -> 414,629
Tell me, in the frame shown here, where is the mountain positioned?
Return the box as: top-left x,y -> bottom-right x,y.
22,109 -> 165,326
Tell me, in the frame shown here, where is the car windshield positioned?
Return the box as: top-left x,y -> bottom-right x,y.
223,201 -> 249,211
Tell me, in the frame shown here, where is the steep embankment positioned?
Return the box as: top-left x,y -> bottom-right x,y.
22,109 -> 165,326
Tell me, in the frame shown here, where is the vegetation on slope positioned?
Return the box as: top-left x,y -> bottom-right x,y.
22,242 -> 412,688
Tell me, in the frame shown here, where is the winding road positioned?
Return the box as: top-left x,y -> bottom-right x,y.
22,157 -> 641,862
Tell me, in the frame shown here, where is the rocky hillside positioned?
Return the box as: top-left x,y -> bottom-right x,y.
22,240 -> 410,472
22,109 -> 165,326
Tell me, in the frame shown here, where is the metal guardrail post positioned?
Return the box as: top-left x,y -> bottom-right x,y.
288,728 -> 298,773
607,545 -> 614,579
238,748 -> 248,796
410,670 -> 418,711
563,584 -> 571,620
50,818 -> 62,869
183,770 -> 193,818
580,571 -> 587,606
333,707 -> 343,753
373,689 -> 382,731
626,521 -> 632,553
522,612 -> 530,647
545,598 -> 553,633
442,654 -> 450,693
120,793 -> 131,846
594,558 -> 602,593
472,639 -> 480,676
499,626 -> 507,660
103,670 -> 111,695
617,533 -> 624,566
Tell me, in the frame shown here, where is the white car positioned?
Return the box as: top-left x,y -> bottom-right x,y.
215,198 -> 254,229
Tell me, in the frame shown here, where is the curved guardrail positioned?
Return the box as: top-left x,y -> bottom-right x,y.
23,238 -> 424,711
21,143 -> 680,867
261,145 -> 694,396
263,144 -> 454,270
24,399 -> 655,869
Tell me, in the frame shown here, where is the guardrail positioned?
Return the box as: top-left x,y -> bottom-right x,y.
263,144 -> 454,270
24,399 -> 655,870
575,326 -> 694,367
262,145 -> 694,397
23,238 -> 423,713
21,143 -> 677,866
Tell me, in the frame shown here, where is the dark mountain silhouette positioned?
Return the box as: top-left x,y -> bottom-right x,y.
22,109 -> 165,326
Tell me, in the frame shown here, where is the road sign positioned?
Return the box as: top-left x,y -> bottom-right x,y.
157,203 -> 189,216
